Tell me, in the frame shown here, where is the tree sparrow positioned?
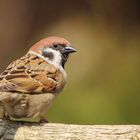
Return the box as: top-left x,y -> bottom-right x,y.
0,36 -> 76,122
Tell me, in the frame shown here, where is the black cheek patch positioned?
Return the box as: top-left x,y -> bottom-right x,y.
42,51 -> 54,60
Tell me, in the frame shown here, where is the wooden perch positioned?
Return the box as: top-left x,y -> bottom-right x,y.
0,120 -> 140,140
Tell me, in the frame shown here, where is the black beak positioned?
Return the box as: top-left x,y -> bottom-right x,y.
62,46 -> 77,54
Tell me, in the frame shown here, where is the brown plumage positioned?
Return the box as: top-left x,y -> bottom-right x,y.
0,36 -> 76,122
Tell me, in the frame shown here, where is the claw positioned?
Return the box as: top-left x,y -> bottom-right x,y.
39,117 -> 49,123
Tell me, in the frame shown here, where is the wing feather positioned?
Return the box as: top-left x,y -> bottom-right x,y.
0,53 -> 64,93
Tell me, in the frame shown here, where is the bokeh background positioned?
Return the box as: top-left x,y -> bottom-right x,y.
0,0 -> 140,124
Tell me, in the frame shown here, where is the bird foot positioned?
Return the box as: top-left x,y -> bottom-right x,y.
2,112 -> 10,121
39,117 -> 49,123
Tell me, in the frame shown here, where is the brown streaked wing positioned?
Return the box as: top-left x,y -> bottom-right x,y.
0,53 -> 58,93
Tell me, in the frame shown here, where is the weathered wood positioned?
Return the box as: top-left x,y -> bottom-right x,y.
0,120 -> 140,140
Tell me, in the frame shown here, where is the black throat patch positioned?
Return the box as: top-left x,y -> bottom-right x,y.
61,54 -> 69,68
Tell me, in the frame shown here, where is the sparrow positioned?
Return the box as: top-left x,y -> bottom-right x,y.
0,36 -> 76,122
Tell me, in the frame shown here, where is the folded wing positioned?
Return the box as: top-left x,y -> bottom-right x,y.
0,53 -> 61,93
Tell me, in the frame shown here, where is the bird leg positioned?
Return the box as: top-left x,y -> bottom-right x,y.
0,105 -> 10,120
2,110 -> 10,120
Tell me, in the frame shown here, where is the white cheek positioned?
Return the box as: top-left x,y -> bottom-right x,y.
44,48 -> 67,80
29,49 -> 67,80
46,48 -> 62,65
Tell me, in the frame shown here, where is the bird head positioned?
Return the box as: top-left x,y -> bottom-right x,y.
29,36 -> 76,68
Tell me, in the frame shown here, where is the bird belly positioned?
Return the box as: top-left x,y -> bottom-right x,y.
0,92 -> 56,119
0,93 -> 27,118
26,93 -> 56,118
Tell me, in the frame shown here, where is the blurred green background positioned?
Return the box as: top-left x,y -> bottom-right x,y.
0,0 -> 140,124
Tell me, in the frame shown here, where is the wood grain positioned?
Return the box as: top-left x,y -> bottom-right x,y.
0,120 -> 140,140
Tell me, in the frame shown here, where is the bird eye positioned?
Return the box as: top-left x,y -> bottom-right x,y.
53,44 -> 58,48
